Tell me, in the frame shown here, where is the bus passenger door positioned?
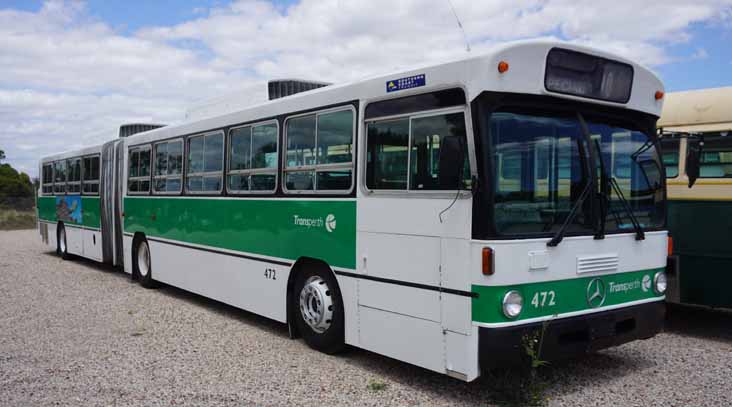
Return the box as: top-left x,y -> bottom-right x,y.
356,108 -> 474,377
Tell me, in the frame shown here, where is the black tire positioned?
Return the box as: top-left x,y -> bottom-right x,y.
133,237 -> 158,289
292,266 -> 345,354
57,224 -> 71,260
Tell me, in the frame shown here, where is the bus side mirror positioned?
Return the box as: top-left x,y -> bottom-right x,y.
439,136 -> 465,189
685,138 -> 702,188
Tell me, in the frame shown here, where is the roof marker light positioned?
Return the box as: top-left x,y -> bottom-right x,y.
498,61 -> 509,74
655,90 -> 665,100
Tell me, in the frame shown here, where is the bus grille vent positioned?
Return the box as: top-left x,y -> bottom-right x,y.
576,254 -> 619,274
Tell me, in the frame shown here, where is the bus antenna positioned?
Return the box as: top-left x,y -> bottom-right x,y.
447,0 -> 471,53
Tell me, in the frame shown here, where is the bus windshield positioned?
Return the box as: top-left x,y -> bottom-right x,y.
489,108 -> 665,236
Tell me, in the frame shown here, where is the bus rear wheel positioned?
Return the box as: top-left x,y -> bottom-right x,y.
57,224 -> 71,260
134,238 -> 158,289
293,267 -> 345,354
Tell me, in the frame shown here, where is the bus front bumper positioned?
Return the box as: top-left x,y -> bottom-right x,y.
478,301 -> 665,370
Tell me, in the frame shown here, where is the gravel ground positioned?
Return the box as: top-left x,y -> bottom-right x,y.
1,229 -> 731,406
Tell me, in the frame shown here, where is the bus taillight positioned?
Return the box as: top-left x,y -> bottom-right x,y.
482,247 -> 494,275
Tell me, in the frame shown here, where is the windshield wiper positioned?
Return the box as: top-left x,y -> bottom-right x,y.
608,177 -> 645,240
593,139 -> 608,241
547,180 -> 593,247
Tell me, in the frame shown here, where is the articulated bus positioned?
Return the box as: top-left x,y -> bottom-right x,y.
658,87 -> 732,310
38,41 -> 671,381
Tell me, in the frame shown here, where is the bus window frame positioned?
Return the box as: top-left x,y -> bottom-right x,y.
697,132 -> 732,179
41,162 -> 54,195
152,139 -> 184,195
362,105 -> 474,197
81,153 -> 101,196
65,157 -> 81,194
185,130 -> 225,195
659,135 -> 681,180
283,104 -> 357,195
226,120 -> 280,195
127,145 -> 152,195
53,160 -> 67,195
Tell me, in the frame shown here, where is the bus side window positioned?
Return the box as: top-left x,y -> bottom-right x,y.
82,155 -> 100,195
409,112 -> 468,190
82,156 -> 99,194
65,158 -> 81,194
660,138 -> 680,178
54,161 -> 66,194
286,114 -> 316,191
284,107 -> 354,193
699,133 -> 732,178
153,140 -> 183,193
316,109 -> 353,191
366,118 -> 409,190
186,131 -> 224,194
366,111 -> 468,191
228,122 -> 278,193
128,146 -> 151,193
42,164 -> 54,194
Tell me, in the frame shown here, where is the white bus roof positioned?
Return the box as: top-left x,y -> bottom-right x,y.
658,86 -> 732,133
125,40 -> 664,147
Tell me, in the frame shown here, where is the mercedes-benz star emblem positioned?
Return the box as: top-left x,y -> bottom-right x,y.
586,278 -> 607,308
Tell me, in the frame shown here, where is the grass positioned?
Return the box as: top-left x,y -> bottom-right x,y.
486,324 -> 550,407
366,378 -> 387,392
0,208 -> 37,230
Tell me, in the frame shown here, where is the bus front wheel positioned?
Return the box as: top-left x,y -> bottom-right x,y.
293,267 -> 345,354
134,238 -> 158,289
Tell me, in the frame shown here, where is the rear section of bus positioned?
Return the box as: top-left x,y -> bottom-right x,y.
468,43 -> 669,368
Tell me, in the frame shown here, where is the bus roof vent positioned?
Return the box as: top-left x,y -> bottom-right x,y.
268,79 -> 331,100
119,123 -> 166,138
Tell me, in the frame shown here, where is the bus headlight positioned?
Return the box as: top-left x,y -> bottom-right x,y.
502,290 -> 523,319
654,272 -> 667,295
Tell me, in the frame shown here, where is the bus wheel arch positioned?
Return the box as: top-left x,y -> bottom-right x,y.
131,232 -> 158,289
286,257 -> 346,354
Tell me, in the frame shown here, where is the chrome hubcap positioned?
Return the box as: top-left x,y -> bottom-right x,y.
59,228 -> 66,253
299,276 -> 334,333
137,242 -> 150,277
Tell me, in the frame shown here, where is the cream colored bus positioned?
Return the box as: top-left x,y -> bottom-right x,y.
658,87 -> 732,308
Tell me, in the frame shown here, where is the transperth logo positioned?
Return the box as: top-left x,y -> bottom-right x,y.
325,214 -> 336,233
292,214 -> 336,233
642,274 -> 652,292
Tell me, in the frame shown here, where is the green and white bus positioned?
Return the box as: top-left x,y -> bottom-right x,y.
38,41 -> 671,381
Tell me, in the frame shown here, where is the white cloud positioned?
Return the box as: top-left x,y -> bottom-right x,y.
2,0 -> 732,177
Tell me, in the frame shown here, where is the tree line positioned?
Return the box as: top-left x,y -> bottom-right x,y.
0,148 -> 36,211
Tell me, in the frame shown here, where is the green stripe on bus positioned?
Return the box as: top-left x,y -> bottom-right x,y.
37,196 -> 55,222
471,268 -> 664,324
123,197 -> 357,270
37,196 -> 101,229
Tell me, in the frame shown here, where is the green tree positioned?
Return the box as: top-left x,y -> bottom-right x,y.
0,149 -> 5,162
0,161 -> 35,210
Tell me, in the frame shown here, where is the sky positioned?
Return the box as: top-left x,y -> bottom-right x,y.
2,0 -> 732,178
